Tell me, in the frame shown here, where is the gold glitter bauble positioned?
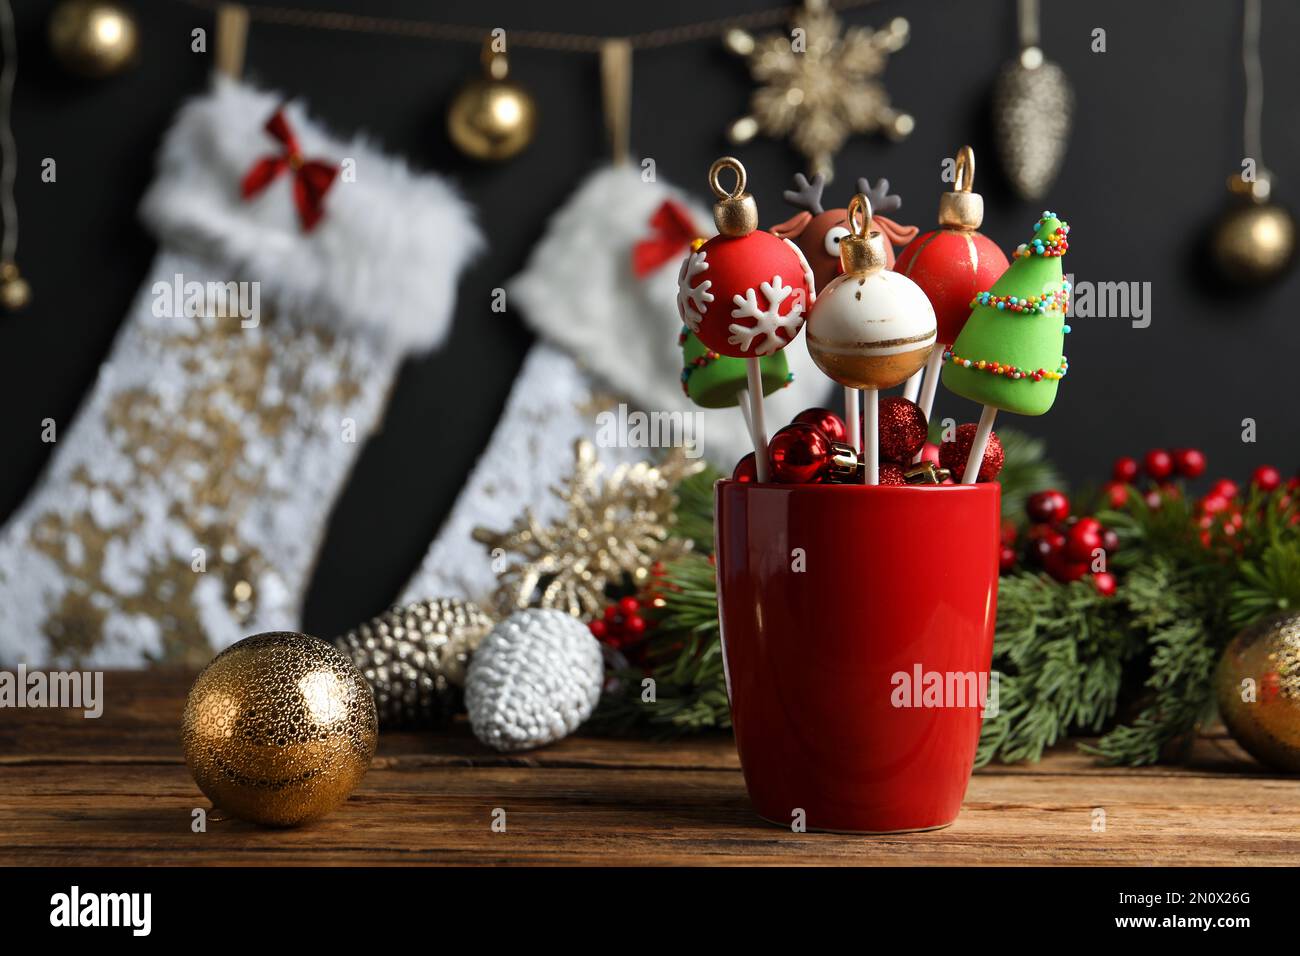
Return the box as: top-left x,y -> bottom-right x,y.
1211,197 -> 1296,285
1216,611 -> 1300,773
48,0 -> 139,79
447,42 -> 536,162
182,632 -> 377,827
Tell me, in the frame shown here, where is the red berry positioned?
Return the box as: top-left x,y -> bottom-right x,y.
999,545 -> 1018,574
1026,489 -> 1070,525
589,619 -> 608,639
732,453 -> 758,483
1172,448 -> 1206,479
1112,456 -> 1139,483
1092,571 -> 1118,597
1066,517 -> 1104,562
625,614 -> 646,636
618,596 -> 640,616
791,407 -> 848,445
1102,481 -> 1129,509
1144,488 -> 1163,509
1101,528 -> 1120,555
603,605 -> 619,621
1143,449 -> 1173,481
1199,493 -> 1229,515
1047,554 -> 1090,582
1001,521 -> 1019,546
1210,478 -> 1239,500
1252,465 -> 1282,492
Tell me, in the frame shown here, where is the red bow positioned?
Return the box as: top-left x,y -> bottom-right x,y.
632,199 -> 700,278
240,108 -> 338,233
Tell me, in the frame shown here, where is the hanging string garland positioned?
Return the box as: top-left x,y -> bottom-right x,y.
0,0 -> 25,312
178,0 -> 896,167
1210,0 -> 1295,285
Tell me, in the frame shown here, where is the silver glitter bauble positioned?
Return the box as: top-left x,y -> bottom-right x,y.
992,52 -> 1073,201
465,608 -> 604,752
334,598 -> 495,727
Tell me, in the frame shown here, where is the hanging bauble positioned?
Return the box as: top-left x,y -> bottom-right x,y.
48,0 -> 139,79
0,262 -> 30,312
465,609 -> 604,752
181,632 -> 377,827
447,37 -> 537,162
676,157 -> 815,359
333,598 -> 495,728
1216,611 -> 1300,773
992,34 -> 1073,200
895,146 -> 1009,346
805,193 -> 936,389
1210,175 -> 1295,285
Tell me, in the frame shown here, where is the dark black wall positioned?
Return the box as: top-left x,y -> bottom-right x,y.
4,0 -> 1298,637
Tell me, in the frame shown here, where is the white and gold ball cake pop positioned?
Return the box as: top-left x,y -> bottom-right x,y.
806,193 -> 937,390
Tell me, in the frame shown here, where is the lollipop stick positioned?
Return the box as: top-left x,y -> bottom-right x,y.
912,346 -> 946,462
843,385 -> 860,453
737,386 -> 755,442
745,359 -> 770,482
902,367 -> 923,404
863,388 -> 879,485
962,405 -> 998,485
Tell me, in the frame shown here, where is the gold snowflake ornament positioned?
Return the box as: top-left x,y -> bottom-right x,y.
472,441 -> 702,619
725,2 -> 913,182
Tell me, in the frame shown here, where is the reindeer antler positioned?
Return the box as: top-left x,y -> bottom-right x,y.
856,177 -> 902,215
783,173 -> 826,215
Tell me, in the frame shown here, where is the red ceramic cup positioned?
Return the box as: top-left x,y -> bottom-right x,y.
714,480 -> 1000,833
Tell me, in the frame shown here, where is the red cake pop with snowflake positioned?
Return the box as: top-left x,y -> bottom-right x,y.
676,157 -> 815,481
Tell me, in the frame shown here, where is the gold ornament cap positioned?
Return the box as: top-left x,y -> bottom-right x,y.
839,192 -> 889,276
937,146 -> 985,230
709,156 -> 759,236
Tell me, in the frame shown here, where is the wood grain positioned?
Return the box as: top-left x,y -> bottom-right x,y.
1,671 -> 1297,865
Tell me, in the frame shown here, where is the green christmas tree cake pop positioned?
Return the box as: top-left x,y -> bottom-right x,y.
940,212 -> 1071,416
679,325 -> 792,409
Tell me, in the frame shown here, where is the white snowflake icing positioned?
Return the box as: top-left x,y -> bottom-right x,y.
728,275 -> 805,356
675,249 -> 713,332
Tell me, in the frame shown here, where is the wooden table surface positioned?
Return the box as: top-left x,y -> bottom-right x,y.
2,670 -> 1297,866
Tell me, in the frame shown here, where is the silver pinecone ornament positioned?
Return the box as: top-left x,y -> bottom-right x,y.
993,47 -> 1073,201
334,598 -> 495,727
465,608 -> 604,752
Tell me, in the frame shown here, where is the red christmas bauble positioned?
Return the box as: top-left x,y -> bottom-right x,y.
768,423 -> 830,484
879,462 -> 906,486
1092,571 -> 1118,597
877,396 -> 928,463
732,453 -> 758,483
1065,517 -> 1103,561
677,231 -> 814,358
1112,456 -> 1139,483
1102,481 -> 1129,509
939,423 -> 1004,482
792,406 -> 848,444
894,227 -> 1009,345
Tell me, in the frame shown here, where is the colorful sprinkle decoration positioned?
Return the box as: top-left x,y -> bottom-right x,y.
1013,213 -> 1070,259
942,349 -> 1069,383
971,281 -> 1071,316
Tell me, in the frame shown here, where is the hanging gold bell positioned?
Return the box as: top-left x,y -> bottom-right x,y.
48,0 -> 139,79
0,262 -> 30,312
1211,173 -> 1296,285
447,37 -> 537,162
